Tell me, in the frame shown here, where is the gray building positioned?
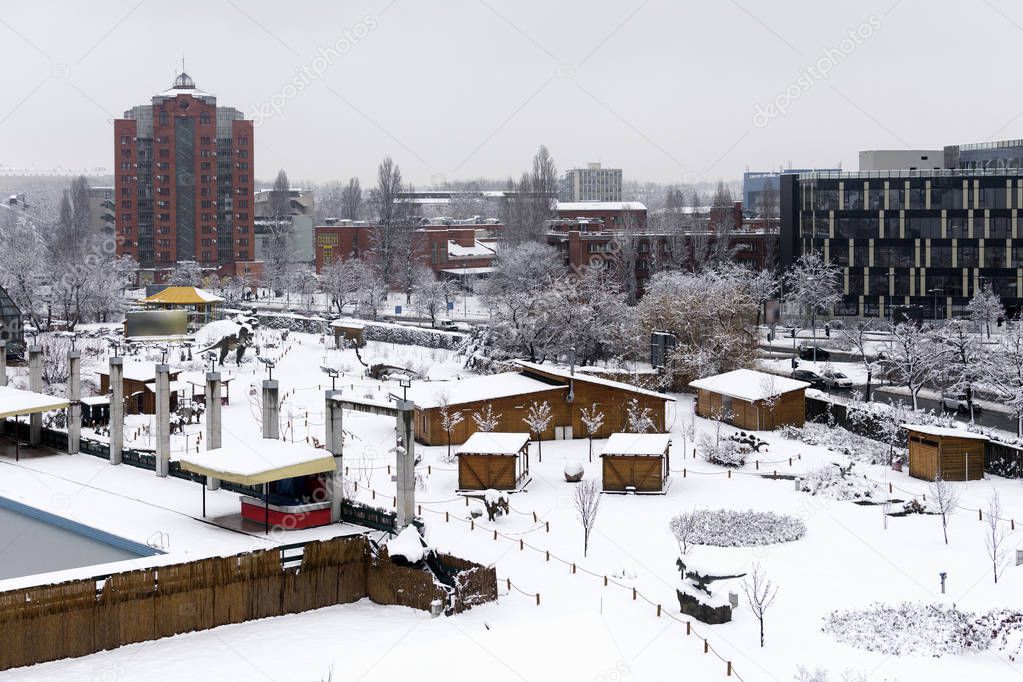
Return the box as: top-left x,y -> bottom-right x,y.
858,150 -> 944,172
743,169 -> 840,216
254,188 -> 315,264
946,139 -> 1023,171
560,163 -> 622,202
87,186 -> 116,239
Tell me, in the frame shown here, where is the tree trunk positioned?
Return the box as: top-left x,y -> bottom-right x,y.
759,618 -> 764,647
588,436 -> 592,463
537,435 -> 542,463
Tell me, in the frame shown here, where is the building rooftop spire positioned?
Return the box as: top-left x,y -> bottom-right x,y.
172,71 -> 195,89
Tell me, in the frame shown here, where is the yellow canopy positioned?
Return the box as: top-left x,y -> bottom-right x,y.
178,441 -> 337,486
139,286 -> 224,306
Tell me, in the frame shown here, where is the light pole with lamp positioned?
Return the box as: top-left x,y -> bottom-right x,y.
398,376 -> 412,402
927,287 -> 943,321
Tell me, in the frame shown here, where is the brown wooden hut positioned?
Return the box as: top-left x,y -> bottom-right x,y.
601,432 -> 671,493
904,424 -> 987,481
689,369 -> 808,431
456,432 -> 530,491
330,319 -> 366,348
98,364 -> 181,415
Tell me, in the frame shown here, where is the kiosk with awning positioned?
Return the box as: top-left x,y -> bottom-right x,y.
0,386 -> 70,459
179,440 -> 337,533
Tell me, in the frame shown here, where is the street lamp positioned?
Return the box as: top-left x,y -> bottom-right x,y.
398,376 -> 412,402
927,288 -> 943,321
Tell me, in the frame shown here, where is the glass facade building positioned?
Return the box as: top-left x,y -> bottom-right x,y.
781,169 -> 1023,319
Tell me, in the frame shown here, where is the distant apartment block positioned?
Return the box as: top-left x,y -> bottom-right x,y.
254,188 -> 315,264
560,163 -> 622,202
87,186 -> 116,238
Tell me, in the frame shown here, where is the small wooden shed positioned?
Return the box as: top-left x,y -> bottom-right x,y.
456,432 -> 530,491
689,369 -> 808,431
601,432 -> 671,493
904,424 -> 987,481
330,319 -> 366,348
98,364 -> 181,415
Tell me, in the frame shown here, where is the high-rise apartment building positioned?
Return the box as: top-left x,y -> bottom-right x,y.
114,73 -> 258,282
560,163 -> 622,202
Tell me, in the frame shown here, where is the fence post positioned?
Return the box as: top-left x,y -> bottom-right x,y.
445,511 -> 449,522
604,576 -> 608,586
686,622 -> 691,636
704,639 -> 708,653
755,460 -> 759,471
545,551 -> 550,562
979,508 -> 983,521
656,604 -> 661,617
727,470 -> 731,479
519,539 -> 523,551
545,522 -> 550,533
536,593 -> 540,606
632,587 -> 637,601
727,661 -> 733,677
571,563 -> 576,574
684,468 -> 687,478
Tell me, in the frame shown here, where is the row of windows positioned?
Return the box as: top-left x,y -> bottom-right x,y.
803,211 -> 1019,240
812,239 -> 1023,269
839,270 -> 1018,299
805,181 -> 1023,211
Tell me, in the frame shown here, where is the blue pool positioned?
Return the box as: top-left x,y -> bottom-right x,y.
0,497 -> 161,580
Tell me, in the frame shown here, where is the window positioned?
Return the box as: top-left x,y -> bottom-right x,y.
987,243 -> 1008,268
119,162 -> 131,171
120,135 -> 132,144
158,111 -> 168,126
200,136 -> 211,146
237,136 -> 248,145
991,215 -> 1010,239
120,200 -> 131,209
200,112 -> 211,126
958,244 -> 979,267
120,148 -> 131,158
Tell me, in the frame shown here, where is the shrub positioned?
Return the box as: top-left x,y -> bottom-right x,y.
800,463 -> 880,501
699,433 -> 747,468
683,509 -> 806,547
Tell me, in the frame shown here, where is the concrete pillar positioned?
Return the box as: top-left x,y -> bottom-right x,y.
262,380 -> 279,440
28,346 -> 42,446
325,392 -> 343,523
0,340 -> 7,387
155,364 -> 170,477
67,351 -> 81,455
205,371 -> 221,490
395,399 -> 416,529
109,357 -> 124,465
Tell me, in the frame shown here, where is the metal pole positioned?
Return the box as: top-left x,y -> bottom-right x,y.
264,482 -> 270,535
202,478 -> 206,518
15,414 -> 19,462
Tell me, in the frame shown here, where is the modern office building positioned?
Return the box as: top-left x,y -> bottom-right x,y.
743,169 -> 841,216
945,139 -> 1023,171
114,72 -> 259,283
781,169 -> 1023,319
254,188 -> 315,264
560,163 -> 623,202
858,150 -> 944,172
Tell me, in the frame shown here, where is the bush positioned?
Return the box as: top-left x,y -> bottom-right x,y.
778,423 -> 892,465
699,433 -> 747,468
800,463 -> 880,501
684,509 -> 806,547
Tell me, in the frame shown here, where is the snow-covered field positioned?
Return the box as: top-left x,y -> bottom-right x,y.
1,330 -> 1022,681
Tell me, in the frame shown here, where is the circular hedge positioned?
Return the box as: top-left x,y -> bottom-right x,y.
687,509 -> 806,547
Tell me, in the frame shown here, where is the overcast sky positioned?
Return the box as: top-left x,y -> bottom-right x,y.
1,0 -> 1022,188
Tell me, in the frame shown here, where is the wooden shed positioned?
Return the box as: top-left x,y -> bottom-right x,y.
689,369 -> 808,431
904,424 -> 987,481
456,432 -> 530,491
330,319 -> 366,348
601,432 -> 671,493
98,364 -> 181,415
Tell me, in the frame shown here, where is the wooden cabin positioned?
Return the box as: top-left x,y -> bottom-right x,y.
601,433 -> 671,493
408,362 -> 673,446
689,369 -> 808,431
456,432 -> 530,491
904,424 -> 987,481
98,364 -> 182,415
330,319 -> 366,348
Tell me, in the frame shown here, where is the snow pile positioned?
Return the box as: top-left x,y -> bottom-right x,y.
823,603 -> 1023,658
385,526 -> 428,564
564,460 -> 583,477
688,509 -> 806,547
800,464 -> 881,501
483,488 -> 508,506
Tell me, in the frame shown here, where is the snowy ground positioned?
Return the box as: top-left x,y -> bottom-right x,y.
1,331 -> 1022,681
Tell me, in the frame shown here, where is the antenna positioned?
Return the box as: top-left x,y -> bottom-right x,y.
182,55 -> 185,73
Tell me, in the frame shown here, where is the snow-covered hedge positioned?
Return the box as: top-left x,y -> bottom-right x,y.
778,423 -> 893,466
687,509 -> 806,547
823,603 -> 1023,658
343,318 -> 464,350
800,463 -> 881,501
699,433 -> 747,468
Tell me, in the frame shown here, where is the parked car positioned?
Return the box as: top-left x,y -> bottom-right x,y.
792,369 -> 825,389
820,371 -> 854,389
942,393 -> 982,415
797,345 -> 831,361
437,318 -> 471,332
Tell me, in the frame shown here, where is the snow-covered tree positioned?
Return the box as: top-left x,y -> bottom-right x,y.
742,563 -> 778,648
839,319 -> 879,402
979,319 -> 1023,436
472,404 -> 501,432
985,491 -> 1008,584
573,480 -> 601,557
321,256 -> 369,315
669,509 -> 699,557
522,400 -> 552,462
936,318 -> 985,424
784,251 -> 841,360
625,398 -> 654,433
928,476 -> 959,545
167,260 -> 204,286
437,394 -> 464,463
412,266 -> 446,327
579,403 -> 605,462
967,283 -> 1004,339
878,322 -> 949,410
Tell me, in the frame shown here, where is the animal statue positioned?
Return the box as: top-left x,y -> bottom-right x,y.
198,326 -> 253,366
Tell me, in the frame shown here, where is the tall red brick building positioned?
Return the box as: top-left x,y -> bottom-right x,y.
114,73 -> 260,283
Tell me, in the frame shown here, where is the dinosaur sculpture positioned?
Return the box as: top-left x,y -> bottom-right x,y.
198,326 -> 253,366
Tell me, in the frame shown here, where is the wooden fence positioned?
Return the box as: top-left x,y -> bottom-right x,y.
0,535 -> 496,671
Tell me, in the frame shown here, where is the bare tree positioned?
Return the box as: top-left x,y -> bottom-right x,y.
573,480 -> 601,557
264,169 -> 294,296
472,404 -> 501,432
929,476 -> 959,545
669,509 -> 699,557
522,400 -> 552,462
437,394 -> 464,463
368,157 -> 406,285
625,398 -> 654,433
879,322 -> 950,411
980,319 -> 1023,436
579,403 -> 605,462
784,251 -> 842,361
340,177 -> 362,221
412,265 -> 446,327
985,491 -> 1009,583
839,320 -> 877,402
967,283 -> 1004,339
321,256 -> 368,315
742,563 -> 778,648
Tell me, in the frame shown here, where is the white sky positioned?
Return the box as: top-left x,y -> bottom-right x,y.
1,0 -> 1021,187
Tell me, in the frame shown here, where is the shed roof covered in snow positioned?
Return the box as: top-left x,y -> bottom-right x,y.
457,431 -> 530,456
689,369 -> 809,402
178,440 -> 337,486
514,361 -> 673,402
0,386 -> 69,419
602,433 -> 671,456
901,423 -> 989,441
405,373 -> 566,409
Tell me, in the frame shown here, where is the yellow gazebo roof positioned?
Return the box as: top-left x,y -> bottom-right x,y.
139,286 -> 225,306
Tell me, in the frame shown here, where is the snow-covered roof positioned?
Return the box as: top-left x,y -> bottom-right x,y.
458,431 -> 530,455
139,286 -> 224,305
514,361 -> 673,401
386,526 -> 428,563
439,266 -> 496,276
406,373 -> 566,409
602,433 -> 671,456
0,386 -> 69,419
178,439 -> 337,486
901,423 -> 990,441
556,201 -> 647,212
105,363 -> 181,383
447,240 -> 497,258
689,369 -> 809,402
